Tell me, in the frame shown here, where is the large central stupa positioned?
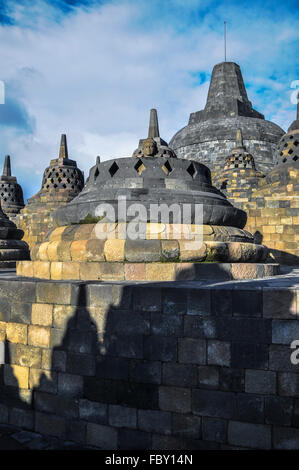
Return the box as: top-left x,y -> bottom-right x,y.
170,62 -> 284,175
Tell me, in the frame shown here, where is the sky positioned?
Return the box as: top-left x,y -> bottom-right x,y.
0,0 -> 298,201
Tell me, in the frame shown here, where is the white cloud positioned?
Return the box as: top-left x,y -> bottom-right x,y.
0,0 -> 298,200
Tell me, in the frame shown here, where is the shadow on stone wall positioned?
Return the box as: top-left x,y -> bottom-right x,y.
0,263 -> 298,449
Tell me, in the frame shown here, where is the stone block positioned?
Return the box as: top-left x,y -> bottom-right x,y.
9,408 -> 34,430
159,386 -> 191,413
29,368 -> 57,394
138,409 -> 171,434
187,289 -> 211,315
50,262 -> 63,280
278,372 -> 299,397
36,282 -> 72,305
129,360 -> 161,385
86,423 -> 117,449
104,239 -> 125,262
236,393 -> 264,424
178,338 -> 206,364
0,297 -> 11,322
133,287 -> 161,312
269,344 -> 299,372
124,263 -> 146,281
232,289 -> 262,317
96,356 -> 129,381
65,420 -> 86,444
265,396 -> 293,425
208,340 -> 231,366
33,393 -> 72,423
4,364 -> 29,389
202,417 -> 227,443
8,343 -> 41,368
162,288 -> 187,315
184,316 -> 217,339
35,412 -> 65,439
11,303 -> 31,324
231,342 -> 268,370
31,303 -> 53,326
66,352 -> 95,376
28,325 -> 51,348
145,263 -> 176,281
125,239 -> 161,262
109,404 -> 136,429
211,289 -> 232,315
108,310 -> 150,335
119,428 -> 151,450
62,261 -> 80,280
263,289 -> 297,318
79,399 -> 107,424
58,372 -> 84,397
144,336 -> 177,362
228,421 -> 271,449
0,403 -> 9,424
193,389 -> 237,419
87,284 -> 113,307
151,313 -> 183,336
273,426 -> 299,450
52,304 -> 76,329
272,320 -> 299,345
33,261 -> 50,279
70,240 -> 87,261
219,368 -> 244,393
172,413 -> 201,439
6,323 -> 27,344
85,239 -> 105,261
198,365 -> 219,389
245,370 -> 276,395
162,363 -> 197,387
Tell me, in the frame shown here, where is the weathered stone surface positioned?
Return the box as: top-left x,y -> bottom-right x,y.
109,404 -> 136,429
228,421 -> 271,449
245,370 -> 276,395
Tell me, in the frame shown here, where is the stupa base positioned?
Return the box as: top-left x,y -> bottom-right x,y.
17,260 -> 279,281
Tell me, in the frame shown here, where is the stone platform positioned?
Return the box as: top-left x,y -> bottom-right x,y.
0,268 -> 298,450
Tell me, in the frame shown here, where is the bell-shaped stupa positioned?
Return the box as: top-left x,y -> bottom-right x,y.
15,134 -> 84,249
0,198 -> 29,268
0,155 -> 25,220
17,110 -> 277,281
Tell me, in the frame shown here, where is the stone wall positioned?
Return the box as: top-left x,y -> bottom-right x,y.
0,276 -> 299,449
222,167 -> 299,264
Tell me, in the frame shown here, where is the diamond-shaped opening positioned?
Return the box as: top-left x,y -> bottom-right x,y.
282,158 -> 287,163
109,161 -> 119,177
288,148 -> 293,155
161,160 -> 173,176
293,156 -> 298,161
186,162 -> 197,178
290,135 -> 294,139
134,159 -> 146,175
284,143 -> 288,148
294,141 -> 299,146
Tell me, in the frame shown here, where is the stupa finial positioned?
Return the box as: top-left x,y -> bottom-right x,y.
59,134 -> 68,162
148,109 -> 160,138
2,155 -> 11,177
236,129 -> 244,148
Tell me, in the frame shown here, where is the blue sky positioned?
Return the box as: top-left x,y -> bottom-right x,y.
0,0 -> 298,200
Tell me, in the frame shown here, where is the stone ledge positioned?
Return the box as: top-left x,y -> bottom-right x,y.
17,260 -> 280,281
